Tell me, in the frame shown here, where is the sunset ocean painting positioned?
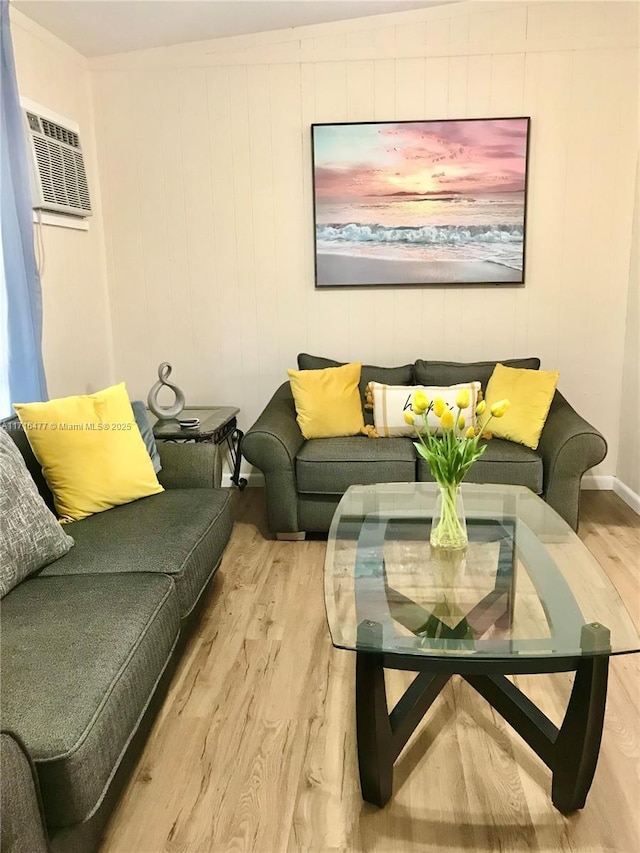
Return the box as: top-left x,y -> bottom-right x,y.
312,118 -> 530,287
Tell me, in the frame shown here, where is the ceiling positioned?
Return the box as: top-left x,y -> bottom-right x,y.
12,0 -> 449,58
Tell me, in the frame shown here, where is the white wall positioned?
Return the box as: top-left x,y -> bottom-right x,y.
89,0 -> 638,478
617,157 -> 640,497
10,7 -> 113,398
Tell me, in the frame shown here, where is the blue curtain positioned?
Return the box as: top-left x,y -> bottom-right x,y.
0,0 -> 47,410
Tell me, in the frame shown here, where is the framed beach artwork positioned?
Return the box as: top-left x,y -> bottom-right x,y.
311,117 -> 530,288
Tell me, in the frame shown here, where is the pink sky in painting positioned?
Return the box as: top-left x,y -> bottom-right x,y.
313,119 -> 529,198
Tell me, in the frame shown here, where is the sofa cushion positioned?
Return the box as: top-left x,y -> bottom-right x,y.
0,428 -> 74,598
40,489 -> 233,618
297,436 -> 416,494
414,358 -> 541,391
297,354 -> 413,424
417,438 -> 543,493
0,573 -> 180,829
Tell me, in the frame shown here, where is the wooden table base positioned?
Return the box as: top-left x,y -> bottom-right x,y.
355,640 -> 609,813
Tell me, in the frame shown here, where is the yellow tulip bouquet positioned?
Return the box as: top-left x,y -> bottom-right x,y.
404,390 -> 510,549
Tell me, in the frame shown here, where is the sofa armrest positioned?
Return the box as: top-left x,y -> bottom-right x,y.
537,391 -> 607,531
1,731 -> 49,853
156,441 -> 222,489
241,382 -> 305,534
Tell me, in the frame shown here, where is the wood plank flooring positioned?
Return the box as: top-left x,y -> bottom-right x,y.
101,489 -> 640,853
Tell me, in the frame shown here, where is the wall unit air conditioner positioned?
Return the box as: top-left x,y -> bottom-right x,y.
21,98 -> 92,219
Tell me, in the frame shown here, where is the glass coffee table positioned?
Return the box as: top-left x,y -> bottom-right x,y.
324,483 -> 640,813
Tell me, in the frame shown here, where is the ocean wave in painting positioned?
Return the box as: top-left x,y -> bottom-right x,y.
316,222 -> 523,246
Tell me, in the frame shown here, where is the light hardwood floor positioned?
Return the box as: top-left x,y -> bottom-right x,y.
101,489 -> 640,853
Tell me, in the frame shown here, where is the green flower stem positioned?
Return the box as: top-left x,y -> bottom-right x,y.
431,481 -> 467,550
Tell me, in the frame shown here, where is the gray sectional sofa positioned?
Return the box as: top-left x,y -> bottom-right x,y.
0,422 -> 233,853
242,354 -> 607,537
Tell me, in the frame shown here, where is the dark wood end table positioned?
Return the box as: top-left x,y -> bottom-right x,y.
150,406 -> 247,489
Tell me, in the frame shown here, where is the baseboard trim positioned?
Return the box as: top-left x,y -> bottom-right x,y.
223,470 -> 265,488
227,470 -> 640,516
612,478 -> 640,516
581,474 -> 614,490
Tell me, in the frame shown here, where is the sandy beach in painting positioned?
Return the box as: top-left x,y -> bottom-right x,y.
317,252 -> 522,286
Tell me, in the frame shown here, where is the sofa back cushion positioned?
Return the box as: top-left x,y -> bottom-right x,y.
0,428 -> 74,598
414,357 -> 540,391
1,419 -> 55,510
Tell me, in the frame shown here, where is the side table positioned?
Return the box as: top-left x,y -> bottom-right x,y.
150,406 -> 247,489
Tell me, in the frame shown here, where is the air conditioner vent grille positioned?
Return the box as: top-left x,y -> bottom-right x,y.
74,151 -> 91,210
32,137 -> 56,204
23,104 -> 92,218
41,118 -> 80,149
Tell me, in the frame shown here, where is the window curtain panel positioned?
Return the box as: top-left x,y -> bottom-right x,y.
0,0 -> 47,409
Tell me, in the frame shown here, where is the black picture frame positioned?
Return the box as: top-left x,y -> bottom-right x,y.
311,117 -> 531,289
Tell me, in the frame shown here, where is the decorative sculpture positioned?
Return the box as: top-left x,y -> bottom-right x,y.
147,362 -> 186,421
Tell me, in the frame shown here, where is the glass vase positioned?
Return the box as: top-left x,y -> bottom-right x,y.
430,483 -> 468,551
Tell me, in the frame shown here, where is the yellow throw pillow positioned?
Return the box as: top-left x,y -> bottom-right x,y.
287,362 -> 365,439
484,363 -> 559,450
14,383 -> 163,521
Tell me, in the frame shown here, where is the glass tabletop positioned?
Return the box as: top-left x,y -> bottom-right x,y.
324,483 -> 640,661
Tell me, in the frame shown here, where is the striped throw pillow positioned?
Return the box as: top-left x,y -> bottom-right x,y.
368,381 -> 481,437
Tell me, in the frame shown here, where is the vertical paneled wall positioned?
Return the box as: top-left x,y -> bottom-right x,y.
617,162 -> 639,496
10,8 -> 113,398
91,1 -> 639,477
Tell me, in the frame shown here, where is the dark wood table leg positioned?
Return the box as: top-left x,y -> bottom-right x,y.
356,649 -> 394,807
551,653 -> 609,814
227,425 -> 247,489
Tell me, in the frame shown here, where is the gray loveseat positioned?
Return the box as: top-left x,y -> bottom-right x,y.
242,354 -> 607,537
0,422 -> 233,853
